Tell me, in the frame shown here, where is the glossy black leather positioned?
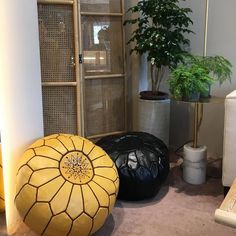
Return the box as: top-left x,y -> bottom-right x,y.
96,132 -> 169,201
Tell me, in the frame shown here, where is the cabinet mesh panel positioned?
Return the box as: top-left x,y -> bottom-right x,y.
80,0 -> 122,13
82,15 -> 124,76
38,4 -> 75,82
42,86 -> 77,135
85,77 -> 125,136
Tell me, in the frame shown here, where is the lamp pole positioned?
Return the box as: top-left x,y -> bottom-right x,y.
204,0 -> 209,57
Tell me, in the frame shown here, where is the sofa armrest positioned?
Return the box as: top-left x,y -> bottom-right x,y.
226,90 -> 236,99
223,90 -> 236,187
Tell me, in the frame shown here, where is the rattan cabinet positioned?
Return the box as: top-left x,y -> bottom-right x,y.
38,0 -> 126,139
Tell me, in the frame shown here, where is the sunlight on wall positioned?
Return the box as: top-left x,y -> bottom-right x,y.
0,0 -> 44,234
0,145 -> 5,212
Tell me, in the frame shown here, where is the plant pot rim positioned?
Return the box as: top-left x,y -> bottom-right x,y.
140,91 -> 169,100
139,98 -> 170,104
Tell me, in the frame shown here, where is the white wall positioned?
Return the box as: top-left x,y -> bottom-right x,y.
0,0 -> 44,234
198,0 -> 236,158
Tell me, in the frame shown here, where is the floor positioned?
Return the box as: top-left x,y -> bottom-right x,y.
1,155 -> 236,236
0,213 -> 6,236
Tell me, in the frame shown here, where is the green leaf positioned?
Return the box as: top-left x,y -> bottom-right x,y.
124,0 -> 194,92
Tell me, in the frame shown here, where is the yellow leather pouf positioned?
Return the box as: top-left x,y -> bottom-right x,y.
15,134 -> 119,236
0,144 -> 5,212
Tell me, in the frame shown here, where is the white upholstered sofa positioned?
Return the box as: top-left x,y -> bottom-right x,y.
223,90 -> 236,190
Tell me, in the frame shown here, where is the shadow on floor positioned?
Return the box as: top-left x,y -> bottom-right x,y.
115,182 -> 169,209
0,212 -> 7,236
93,214 -> 115,236
167,155 -> 223,197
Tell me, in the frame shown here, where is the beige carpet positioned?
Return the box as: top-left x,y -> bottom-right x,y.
94,155 -> 236,236
1,155 -> 236,236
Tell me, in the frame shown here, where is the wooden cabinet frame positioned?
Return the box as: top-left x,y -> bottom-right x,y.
38,0 -> 127,139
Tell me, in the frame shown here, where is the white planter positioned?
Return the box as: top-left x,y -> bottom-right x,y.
183,144 -> 207,185
137,98 -> 170,146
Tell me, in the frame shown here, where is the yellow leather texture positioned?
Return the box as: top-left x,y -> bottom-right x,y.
0,144 -> 5,212
15,134 -> 119,236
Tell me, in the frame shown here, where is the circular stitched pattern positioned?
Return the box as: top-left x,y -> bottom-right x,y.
60,151 -> 94,184
96,132 -> 169,201
15,134 -> 119,236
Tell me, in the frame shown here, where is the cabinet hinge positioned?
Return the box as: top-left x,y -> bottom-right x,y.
79,54 -> 83,64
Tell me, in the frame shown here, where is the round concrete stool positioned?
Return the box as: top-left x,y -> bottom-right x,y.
15,134 -> 119,236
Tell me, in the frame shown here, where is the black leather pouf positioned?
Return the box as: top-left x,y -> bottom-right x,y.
96,132 -> 169,201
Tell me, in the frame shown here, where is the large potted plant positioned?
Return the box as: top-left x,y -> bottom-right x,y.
124,0 -> 193,145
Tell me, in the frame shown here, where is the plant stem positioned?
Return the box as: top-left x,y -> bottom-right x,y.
156,66 -> 165,92
151,64 -> 155,93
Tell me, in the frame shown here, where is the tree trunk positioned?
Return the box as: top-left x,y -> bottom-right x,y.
151,64 -> 156,93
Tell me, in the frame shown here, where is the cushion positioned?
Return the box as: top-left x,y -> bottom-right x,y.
15,134 -> 119,236
96,132 -> 169,200
223,90 -> 236,186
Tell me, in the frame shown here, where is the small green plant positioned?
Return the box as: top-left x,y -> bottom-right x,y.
168,65 -> 214,101
124,0 -> 193,98
184,55 -> 232,85
168,55 -> 232,101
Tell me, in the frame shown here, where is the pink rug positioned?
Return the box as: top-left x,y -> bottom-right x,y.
1,155 -> 235,235
94,156 -> 236,236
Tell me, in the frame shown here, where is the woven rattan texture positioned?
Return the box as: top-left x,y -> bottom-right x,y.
38,4 -> 75,82
42,87 -> 77,135
85,77 -> 125,136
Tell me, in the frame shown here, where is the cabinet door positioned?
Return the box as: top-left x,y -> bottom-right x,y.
38,0 -> 126,138
38,1 -> 81,136
80,0 -> 126,139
